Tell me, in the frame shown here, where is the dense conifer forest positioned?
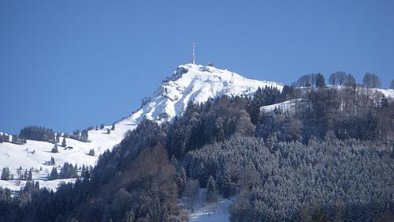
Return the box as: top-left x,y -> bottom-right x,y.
1,81 -> 393,221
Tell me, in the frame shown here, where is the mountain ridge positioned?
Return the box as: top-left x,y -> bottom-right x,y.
0,63 -> 283,190
125,63 -> 283,124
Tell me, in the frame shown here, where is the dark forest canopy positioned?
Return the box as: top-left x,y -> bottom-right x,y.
1,83 -> 394,222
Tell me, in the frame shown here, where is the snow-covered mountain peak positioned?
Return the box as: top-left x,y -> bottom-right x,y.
166,63 -> 264,85
127,63 -> 284,124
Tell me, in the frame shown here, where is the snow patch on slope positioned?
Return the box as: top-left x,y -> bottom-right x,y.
375,88 -> 394,99
0,179 -> 76,192
260,98 -> 304,113
189,199 -> 232,222
181,188 -> 232,222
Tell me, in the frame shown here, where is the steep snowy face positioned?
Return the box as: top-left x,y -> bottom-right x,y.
127,64 -> 283,124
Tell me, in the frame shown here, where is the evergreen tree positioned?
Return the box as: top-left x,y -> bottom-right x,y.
206,175 -> 217,202
28,169 -> 33,181
56,133 -> 60,143
61,137 -> 67,148
81,129 -> 89,142
51,143 -> 59,153
59,162 -> 77,178
380,96 -> 389,108
266,132 -> 278,148
280,85 -> 296,101
19,125 -> 56,142
23,169 -> 28,181
220,172 -> 236,198
50,157 -> 55,165
1,167 -> 10,180
316,73 -> 325,88
49,167 -> 58,180
174,167 -> 186,195
88,149 -> 95,156
81,165 -> 92,179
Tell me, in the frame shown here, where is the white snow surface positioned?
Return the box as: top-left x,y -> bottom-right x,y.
0,63 -> 283,191
189,199 -> 232,222
260,98 -> 304,113
375,88 -> 394,99
181,188 -> 232,222
260,88 -> 394,114
0,179 -> 76,192
134,64 -> 283,123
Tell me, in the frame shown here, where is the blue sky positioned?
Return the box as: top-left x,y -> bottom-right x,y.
1,0 -> 393,134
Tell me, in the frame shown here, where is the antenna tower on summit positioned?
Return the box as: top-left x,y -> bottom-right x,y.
192,42 -> 196,64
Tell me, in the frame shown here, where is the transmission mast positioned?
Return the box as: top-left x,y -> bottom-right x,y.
192,42 -> 196,64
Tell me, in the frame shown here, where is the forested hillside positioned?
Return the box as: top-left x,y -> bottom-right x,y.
1,83 -> 393,221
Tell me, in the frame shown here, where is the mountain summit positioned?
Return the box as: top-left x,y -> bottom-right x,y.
0,63 -> 283,190
128,63 -> 283,124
